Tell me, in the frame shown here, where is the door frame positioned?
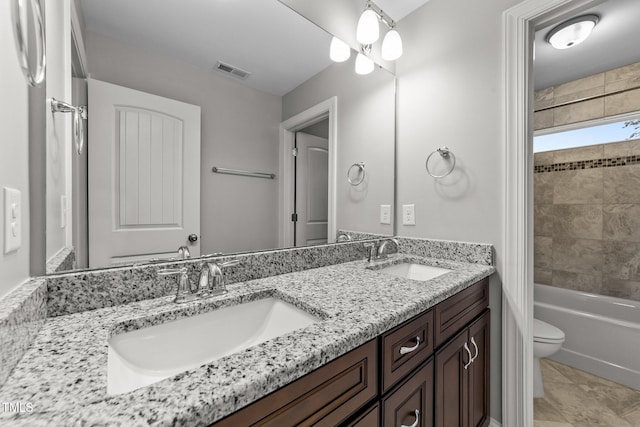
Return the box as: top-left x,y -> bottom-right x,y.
502,0 -> 600,425
279,97 -> 337,248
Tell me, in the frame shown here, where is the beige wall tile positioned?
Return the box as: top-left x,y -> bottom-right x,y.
534,268 -> 552,285
535,110 -> 554,131
603,240 -> 640,281
553,205 -> 602,240
603,139 -> 640,157
603,204 -> 640,242
535,173 -> 554,204
554,87 -> 604,107
553,169 -> 603,204
553,237 -> 603,274
605,75 -> 640,93
535,236 -> 553,269
604,88 -> 640,117
553,98 -> 604,127
604,165 -> 640,204
552,270 -> 602,294
605,62 -> 640,85
535,87 -> 554,110
553,145 -> 603,163
554,72 -> 604,98
601,279 -> 640,302
535,152 -> 554,166
535,204 -> 554,237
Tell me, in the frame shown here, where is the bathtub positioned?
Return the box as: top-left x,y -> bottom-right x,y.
534,283 -> 640,391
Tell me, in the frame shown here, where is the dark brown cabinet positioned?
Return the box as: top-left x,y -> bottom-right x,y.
381,359 -> 434,427
211,277 -> 490,427
435,310 -> 490,427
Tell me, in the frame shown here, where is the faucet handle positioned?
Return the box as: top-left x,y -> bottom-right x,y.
158,267 -> 195,303
363,242 -> 377,262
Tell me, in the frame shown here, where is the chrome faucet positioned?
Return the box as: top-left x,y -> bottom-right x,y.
198,259 -> 240,297
377,238 -> 400,259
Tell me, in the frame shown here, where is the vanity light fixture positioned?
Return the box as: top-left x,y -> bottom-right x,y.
357,1 -> 403,61
546,14 -> 599,50
329,37 -> 351,62
381,28 -> 403,61
356,7 -> 380,44
355,44 -> 374,75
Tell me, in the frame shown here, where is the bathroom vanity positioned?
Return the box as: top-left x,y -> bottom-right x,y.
0,241 -> 494,426
213,277 -> 490,427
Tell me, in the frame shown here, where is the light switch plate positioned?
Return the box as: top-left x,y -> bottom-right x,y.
380,205 -> 391,224
402,204 -> 415,226
4,187 -> 21,253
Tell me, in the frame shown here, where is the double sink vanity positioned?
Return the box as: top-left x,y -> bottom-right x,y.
0,238 -> 494,426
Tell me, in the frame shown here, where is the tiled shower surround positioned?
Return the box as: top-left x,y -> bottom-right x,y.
534,140 -> 640,301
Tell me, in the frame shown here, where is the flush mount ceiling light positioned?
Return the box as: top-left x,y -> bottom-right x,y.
546,14 -> 599,50
329,37 -> 351,62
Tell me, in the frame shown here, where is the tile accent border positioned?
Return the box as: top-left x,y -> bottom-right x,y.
534,155 -> 640,174
0,278 -> 47,386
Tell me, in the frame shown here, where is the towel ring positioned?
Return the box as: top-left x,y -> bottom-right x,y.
425,147 -> 456,178
11,0 -> 46,87
347,162 -> 366,186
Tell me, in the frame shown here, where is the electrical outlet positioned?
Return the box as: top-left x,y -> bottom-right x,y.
380,205 -> 391,224
402,204 -> 415,226
4,187 -> 21,253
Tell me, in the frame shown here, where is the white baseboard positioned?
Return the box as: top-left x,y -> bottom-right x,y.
489,418 -> 502,427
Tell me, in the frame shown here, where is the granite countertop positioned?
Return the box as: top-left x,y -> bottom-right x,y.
0,254 -> 494,426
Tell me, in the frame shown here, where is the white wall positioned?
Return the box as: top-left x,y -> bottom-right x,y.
84,31 -> 282,255
283,57 -> 396,236
0,2 -> 31,299
395,0 -> 522,420
45,0 -> 72,262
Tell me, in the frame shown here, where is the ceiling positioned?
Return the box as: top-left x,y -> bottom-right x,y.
534,0 -> 640,90
80,0 -> 430,96
80,0 -> 333,96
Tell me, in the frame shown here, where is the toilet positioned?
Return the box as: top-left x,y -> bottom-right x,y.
533,318 -> 565,398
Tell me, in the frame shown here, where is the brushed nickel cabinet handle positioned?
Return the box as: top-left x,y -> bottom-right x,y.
463,342 -> 472,370
399,336 -> 421,355
401,409 -> 420,427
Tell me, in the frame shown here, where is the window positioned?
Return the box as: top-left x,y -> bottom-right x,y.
534,116 -> 640,153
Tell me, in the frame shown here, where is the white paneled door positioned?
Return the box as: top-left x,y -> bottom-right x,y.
295,132 -> 328,246
88,79 -> 200,268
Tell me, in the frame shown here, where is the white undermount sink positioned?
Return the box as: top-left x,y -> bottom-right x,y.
107,297 -> 320,395
377,263 -> 452,281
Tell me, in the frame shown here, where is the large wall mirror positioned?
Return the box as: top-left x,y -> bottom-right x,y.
43,0 -> 396,274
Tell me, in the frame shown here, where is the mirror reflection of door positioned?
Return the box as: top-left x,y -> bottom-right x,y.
88,79 -> 201,268
294,123 -> 329,247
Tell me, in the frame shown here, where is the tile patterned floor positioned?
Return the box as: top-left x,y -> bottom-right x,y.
534,359 -> 640,427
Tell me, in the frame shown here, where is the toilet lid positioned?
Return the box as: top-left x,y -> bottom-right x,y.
533,319 -> 565,343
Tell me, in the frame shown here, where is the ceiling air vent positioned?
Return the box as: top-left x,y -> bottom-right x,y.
214,61 -> 251,80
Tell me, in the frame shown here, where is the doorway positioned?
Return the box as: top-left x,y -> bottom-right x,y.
279,97 -> 338,248
294,120 -> 329,246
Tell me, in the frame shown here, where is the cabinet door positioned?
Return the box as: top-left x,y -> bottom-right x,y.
382,359 -> 434,427
468,311 -> 490,427
346,403 -> 380,427
435,331 -> 469,427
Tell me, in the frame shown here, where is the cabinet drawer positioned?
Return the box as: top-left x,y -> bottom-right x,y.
434,278 -> 489,347
382,309 -> 434,393
382,359 -> 434,427
212,340 -> 377,427
346,403 -> 380,427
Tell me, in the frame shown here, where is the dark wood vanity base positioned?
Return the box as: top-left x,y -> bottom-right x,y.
211,277 -> 490,427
